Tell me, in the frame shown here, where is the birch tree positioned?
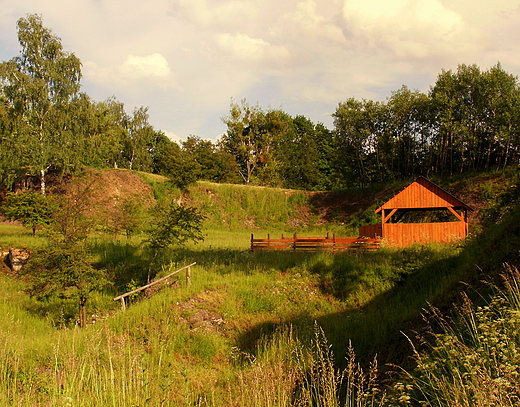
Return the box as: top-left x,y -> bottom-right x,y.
0,14 -> 82,193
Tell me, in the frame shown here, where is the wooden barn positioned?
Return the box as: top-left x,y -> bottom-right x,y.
359,177 -> 473,247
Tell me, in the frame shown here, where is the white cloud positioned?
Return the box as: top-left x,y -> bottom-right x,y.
5,0 -> 520,140
84,53 -> 177,90
216,33 -> 290,66
164,130 -> 183,144
341,0 -> 468,57
284,0 -> 345,44
120,53 -> 171,79
172,0 -> 260,30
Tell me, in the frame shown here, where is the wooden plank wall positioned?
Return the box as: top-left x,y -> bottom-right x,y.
382,222 -> 466,246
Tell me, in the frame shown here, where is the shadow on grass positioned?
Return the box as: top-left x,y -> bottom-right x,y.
234,242 -> 481,369
89,240 -> 150,290
89,234 -> 500,371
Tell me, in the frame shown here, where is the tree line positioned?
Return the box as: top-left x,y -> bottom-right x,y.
223,63 -> 520,190
1,14 -> 520,194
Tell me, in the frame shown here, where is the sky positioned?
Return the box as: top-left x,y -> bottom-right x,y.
1,0 -> 520,143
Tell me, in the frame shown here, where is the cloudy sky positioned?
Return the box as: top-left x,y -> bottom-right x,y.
1,0 -> 519,142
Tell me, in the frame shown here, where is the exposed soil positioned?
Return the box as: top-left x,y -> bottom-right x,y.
175,290 -> 231,334
65,168 -> 154,208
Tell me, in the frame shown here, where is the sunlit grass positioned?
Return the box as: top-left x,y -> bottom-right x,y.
0,172 -> 515,405
0,223 -> 48,249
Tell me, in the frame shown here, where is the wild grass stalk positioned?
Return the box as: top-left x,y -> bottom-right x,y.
228,324 -> 383,407
394,264 -> 520,406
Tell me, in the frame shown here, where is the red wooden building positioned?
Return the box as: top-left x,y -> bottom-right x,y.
359,177 -> 473,247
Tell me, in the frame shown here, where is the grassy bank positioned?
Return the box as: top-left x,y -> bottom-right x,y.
0,227 -> 474,405
1,170 -> 519,405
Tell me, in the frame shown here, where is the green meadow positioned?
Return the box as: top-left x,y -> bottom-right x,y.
0,171 -> 519,406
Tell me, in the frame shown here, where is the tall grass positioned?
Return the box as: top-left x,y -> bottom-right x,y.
393,264 -> 520,406
0,229 -> 517,405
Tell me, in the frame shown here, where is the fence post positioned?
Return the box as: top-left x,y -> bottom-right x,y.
120,297 -> 126,311
293,233 -> 297,250
251,234 -> 254,251
186,266 -> 191,286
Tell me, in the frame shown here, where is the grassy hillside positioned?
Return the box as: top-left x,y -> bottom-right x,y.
0,169 -> 519,405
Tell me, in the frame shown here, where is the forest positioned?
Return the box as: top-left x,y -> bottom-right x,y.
1,14 -> 520,195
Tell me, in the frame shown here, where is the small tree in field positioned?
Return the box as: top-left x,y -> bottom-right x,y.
23,239 -> 109,327
21,183 -> 109,327
111,196 -> 147,239
145,200 -> 205,282
1,190 -> 55,235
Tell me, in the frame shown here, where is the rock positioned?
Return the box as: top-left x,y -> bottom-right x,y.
7,248 -> 31,273
0,249 -> 11,274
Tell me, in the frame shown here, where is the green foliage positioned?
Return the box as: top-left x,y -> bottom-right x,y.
395,266 -> 520,406
0,14 -> 82,192
22,239 -> 110,327
145,199 -> 205,282
1,190 -> 55,235
480,176 -> 520,227
146,200 -> 205,252
182,135 -> 241,184
50,181 -> 96,242
109,196 -> 147,238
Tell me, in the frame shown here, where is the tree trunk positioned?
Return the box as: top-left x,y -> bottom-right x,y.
40,168 -> 46,195
147,250 -> 159,283
79,297 -> 87,328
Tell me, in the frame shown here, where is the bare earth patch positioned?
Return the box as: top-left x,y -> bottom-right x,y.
176,290 -> 229,334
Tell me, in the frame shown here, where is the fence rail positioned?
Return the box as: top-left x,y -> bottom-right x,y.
251,234 -> 381,252
113,262 -> 196,310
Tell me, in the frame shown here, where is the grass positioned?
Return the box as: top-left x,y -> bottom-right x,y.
390,265 -> 520,406
1,170 -> 519,405
0,223 -> 48,249
0,224 -> 473,404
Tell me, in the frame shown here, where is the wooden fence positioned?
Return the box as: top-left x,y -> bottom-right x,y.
113,262 -> 196,310
251,234 -> 381,252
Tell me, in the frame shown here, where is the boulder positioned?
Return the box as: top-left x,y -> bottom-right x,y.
7,248 -> 31,273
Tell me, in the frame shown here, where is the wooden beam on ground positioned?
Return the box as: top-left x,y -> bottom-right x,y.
114,262 -> 196,307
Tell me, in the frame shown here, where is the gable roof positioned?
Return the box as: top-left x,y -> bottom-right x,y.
375,177 -> 474,213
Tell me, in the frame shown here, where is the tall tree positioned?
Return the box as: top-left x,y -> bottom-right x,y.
151,132 -> 199,189
275,115 -> 321,190
385,86 -> 432,179
0,14 -> 82,193
221,99 -> 272,184
123,106 -> 155,172
333,98 -> 384,189
480,64 -> 520,170
430,63 -> 520,174
314,123 -> 338,190
182,136 -> 240,183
